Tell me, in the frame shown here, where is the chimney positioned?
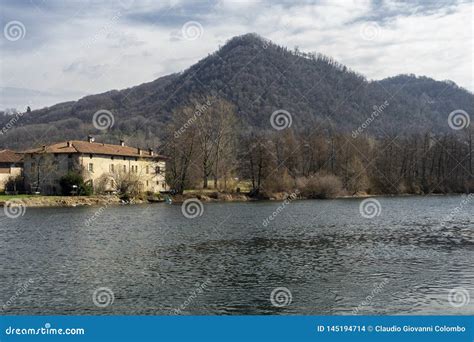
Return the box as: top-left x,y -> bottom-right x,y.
67,141 -> 71,147
137,147 -> 142,155
87,135 -> 95,143
120,139 -> 125,147
148,148 -> 154,156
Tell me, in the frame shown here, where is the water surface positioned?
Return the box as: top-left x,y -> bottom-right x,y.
1,196 -> 473,315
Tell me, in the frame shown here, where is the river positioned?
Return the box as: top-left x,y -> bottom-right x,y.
1,195 -> 473,315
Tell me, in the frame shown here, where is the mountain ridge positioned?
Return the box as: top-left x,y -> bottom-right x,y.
1,33 -> 472,149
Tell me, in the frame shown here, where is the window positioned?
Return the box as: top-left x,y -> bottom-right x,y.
110,164 -> 114,172
89,154 -> 93,159
123,157 -> 126,161
111,156 -> 114,160
146,165 -> 149,174
123,165 -> 126,172
88,163 -> 94,172
156,181 -> 159,185
146,180 -> 149,186
155,166 -> 160,174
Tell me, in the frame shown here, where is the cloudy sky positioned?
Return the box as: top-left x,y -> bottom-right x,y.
0,0 -> 472,111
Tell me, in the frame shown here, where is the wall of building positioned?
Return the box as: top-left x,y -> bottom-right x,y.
78,153 -> 167,193
0,166 -> 22,192
23,153 -> 167,195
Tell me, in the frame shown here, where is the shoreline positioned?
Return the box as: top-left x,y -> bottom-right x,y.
0,191 -> 471,208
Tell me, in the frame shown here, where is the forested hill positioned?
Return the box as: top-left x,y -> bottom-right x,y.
1,33 -> 473,149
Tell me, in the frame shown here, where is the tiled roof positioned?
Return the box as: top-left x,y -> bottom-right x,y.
0,149 -> 23,163
23,140 -> 167,159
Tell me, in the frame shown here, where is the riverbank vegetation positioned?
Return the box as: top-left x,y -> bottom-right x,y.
164,98 -> 474,198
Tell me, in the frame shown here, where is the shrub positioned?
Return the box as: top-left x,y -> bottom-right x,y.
59,172 -> 92,196
262,169 -> 295,193
297,172 -> 343,199
4,176 -> 25,194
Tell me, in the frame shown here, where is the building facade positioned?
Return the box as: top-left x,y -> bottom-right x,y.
23,137 -> 168,195
0,150 -> 23,192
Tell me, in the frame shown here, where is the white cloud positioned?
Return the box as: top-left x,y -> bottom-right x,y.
0,0 -> 472,110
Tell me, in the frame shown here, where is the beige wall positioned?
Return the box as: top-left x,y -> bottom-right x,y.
79,154 -> 167,193
0,166 -> 22,192
23,153 -> 167,195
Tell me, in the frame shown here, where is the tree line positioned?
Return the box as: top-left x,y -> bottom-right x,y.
163,98 -> 474,197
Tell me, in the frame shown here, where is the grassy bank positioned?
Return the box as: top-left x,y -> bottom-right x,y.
0,195 -> 124,208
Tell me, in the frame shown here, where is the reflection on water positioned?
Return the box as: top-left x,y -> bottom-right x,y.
0,195 -> 473,315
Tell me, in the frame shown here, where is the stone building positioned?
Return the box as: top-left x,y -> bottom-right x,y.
22,136 -> 168,195
0,150 -> 23,192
